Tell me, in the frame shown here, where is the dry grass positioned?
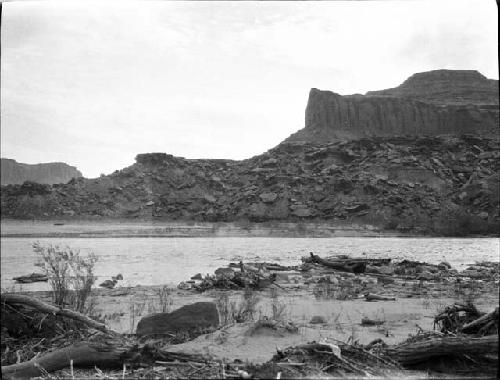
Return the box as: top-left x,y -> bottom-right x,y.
215,287 -> 261,325
33,242 -> 97,314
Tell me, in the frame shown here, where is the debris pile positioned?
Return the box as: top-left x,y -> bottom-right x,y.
434,302 -> 499,336
181,261 -> 281,291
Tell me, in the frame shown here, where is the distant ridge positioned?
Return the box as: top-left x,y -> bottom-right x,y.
0,158 -> 82,185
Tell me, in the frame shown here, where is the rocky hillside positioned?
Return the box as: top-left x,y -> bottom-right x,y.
1,159 -> 82,185
1,135 -> 498,235
286,70 -> 498,143
1,69 -> 498,235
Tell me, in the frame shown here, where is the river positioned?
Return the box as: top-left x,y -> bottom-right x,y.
1,235 -> 498,291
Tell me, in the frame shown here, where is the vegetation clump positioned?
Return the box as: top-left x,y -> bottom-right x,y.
33,242 -> 97,314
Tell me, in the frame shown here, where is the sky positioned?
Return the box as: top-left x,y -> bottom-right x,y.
1,0 -> 498,178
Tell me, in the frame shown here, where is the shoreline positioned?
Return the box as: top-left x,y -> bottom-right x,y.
2,219 -> 498,238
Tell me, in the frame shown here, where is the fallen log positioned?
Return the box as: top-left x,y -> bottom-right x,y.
1,337 -> 134,379
388,335 -> 498,366
12,273 -> 48,284
361,318 -> 385,326
433,302 -> 482,333
307,253 -> 367,273
461,307 -> 499,335
1,294 -> 115,334
364,293 -> 396,302
2,336 -> 210,379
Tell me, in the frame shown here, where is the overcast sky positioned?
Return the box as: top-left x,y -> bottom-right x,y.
1,0 -> 498,178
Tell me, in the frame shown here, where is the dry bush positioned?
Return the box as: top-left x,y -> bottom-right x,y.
270,287 -> 287,321
215,288 -> 261,325
33,242 -> 97,314
155,286 -> 174,313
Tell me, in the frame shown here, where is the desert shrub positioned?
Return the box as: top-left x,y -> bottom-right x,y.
215,288 -> 261,325
237,287 -> 260,322
156,286 -> 174,313
33,242 -> 97,313
270,287 -> 287,321
215,292 -> 237,326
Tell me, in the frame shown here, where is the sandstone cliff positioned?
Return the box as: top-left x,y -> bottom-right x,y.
0,158 -> 82,185
286,70 -> 498,143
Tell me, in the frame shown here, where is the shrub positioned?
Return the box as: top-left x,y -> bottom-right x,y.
215,288 -> 261,325
33,242 -> 97,314
270,287 -> 287,321
156,286 -> 175,313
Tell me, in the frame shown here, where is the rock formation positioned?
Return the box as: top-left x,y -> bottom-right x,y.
286,70 -> 498,143
1,69 -> 498,235
0,159 -> 82,185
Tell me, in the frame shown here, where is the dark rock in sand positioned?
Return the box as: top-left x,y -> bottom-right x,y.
99,279 -> 118,289
309,315 -> 327,324
191,273 -> 203,280
136,302 -> 219,337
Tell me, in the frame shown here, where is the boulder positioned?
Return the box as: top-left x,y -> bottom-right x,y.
136,302 -> 219,337
259,192 -> 278,203
99,279 -> 117,289
309,315 -> 327,324
437,262 -> 452,271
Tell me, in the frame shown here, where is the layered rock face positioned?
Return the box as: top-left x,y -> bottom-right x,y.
1,158 -> 82,185
286,70 -> 498,143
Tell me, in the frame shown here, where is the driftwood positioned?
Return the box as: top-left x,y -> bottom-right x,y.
433,302 -> 481,333
388,335 -> 498,366
2,337 -> 134,379
461,307 -> 499,335
361,318 -> 385,326
1,294 -> 115,334
364,293 -> 396,302
308,253 -> 367,273
2,337 -> 212,379
12,273 -> 48,284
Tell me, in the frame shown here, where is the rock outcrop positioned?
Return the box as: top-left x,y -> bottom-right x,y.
1,158 -> 82,185
286,70 -> 498,143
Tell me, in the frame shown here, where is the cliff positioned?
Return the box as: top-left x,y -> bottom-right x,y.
0,158 -> 82,185
286,70 -> 499,143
